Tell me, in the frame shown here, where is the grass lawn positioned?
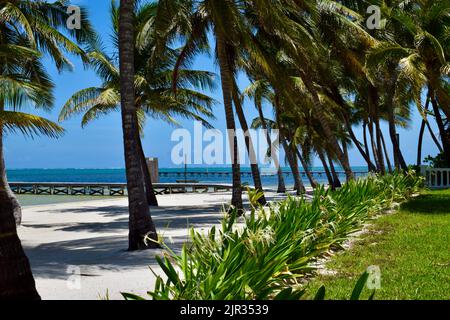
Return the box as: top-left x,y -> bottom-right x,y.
305,189 -> 450,300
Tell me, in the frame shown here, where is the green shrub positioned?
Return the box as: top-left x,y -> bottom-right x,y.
124,172 -> 423,300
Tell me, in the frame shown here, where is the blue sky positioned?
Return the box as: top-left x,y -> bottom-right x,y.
4,0 -> 441,169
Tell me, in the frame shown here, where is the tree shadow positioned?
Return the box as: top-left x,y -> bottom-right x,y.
22,191 -> 299,282
400,194 -> 450,215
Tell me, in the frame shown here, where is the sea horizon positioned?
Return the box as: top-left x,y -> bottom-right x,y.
7,166 -> 369,188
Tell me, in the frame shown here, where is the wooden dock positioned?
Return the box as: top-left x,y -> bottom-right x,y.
9,182 -> 234,196
158,170 -> 368,178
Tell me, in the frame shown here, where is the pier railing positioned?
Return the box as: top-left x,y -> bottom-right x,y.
421,166 -> 450,189
9,182 -> 234,196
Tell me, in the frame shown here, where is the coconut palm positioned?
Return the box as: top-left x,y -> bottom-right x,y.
60,1 -> 216,207
363,0 -> 449,166
0,44 -> 64,300
0,0 -> 94,299
245,80 -> 286,193
152,0 -> 304,209
118,0 -> 160,250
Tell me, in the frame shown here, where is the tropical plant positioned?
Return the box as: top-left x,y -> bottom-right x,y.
123,172 -> 422,300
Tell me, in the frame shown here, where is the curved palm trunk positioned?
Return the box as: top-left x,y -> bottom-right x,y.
300,75 -> 354,180
232,87 -> 266,205
0,122 -> 40,300
119,0 -> 158,250
318,151 -> 334,189
374,117 -> 386,174
327,155 -> 342,189
279,133 -> 304,193
363,121 -> 374,172
295,147 -> 318,189
430,90 -> 450,167
380,131 -> 393,173
137,133 -> 158,207
339,106 -> 375,171
422,94 -> 444,153
216,33 -> 242,210
383,73 -> 407,171
255,102 -> 285,193
368,119 -> 381,172
417,93 -> 435,166
417,116 -> 427,167
284,143 -> 305,195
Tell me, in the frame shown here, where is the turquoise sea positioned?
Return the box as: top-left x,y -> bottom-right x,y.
7,167 -> 369,187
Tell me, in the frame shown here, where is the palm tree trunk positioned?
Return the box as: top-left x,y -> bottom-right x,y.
367,87 -> 386,173
363,121 -> 374,171
318,151 -> 334,189
327,154 -> 342,189
417,118 -> 426,167
380,130 -> 393,173
255,101 -> 285,193
216,32 -> 242,210
300,76 -> 354,180
119,0 -> 158,250
415,93 -> 444,154
295,147 -> 318,189
346,123 -> 376,171
0,120 -> 40,300
383,75 -> 407,171
280,139 -> 304,194
368,118 -> 382,173
374,117 -> 386,174
232,86 -> 266,205
430,90 -> 450,167
137,132 -> 158,207
426,122 -> 444,154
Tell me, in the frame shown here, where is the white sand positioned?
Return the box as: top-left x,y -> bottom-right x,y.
18,191 -> 299,300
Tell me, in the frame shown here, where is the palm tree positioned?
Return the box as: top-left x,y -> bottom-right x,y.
60,1 -> 216,207
0,0 -> 94,299
154,0 -> 276,210
364,0 -> 449,166
245,80 -> 286,193
0,45 -> 64,300
118,0 -> 159,250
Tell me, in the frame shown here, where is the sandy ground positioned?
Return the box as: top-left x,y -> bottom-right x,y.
18,191 -> 301,300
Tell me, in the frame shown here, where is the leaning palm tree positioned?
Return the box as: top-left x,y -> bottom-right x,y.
60,1 -> 216,207
154,0 -> 283,210
245,80 -> 286,193
0,0 -> 94,299
0,44 -> 64,300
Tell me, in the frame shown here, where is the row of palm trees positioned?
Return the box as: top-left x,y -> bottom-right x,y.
0,0 -> 448,299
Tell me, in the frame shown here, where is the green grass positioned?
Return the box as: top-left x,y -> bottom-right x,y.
305,189 -> 450,300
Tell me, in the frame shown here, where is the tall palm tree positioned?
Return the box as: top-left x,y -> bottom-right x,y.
245,80 -> 286,193
154,0 -> 275,210
119,0 -> 159,250
0,45 -> 64,300
364,0 -> 449,166
0,0 -> 94,299
60,1 -> 216,207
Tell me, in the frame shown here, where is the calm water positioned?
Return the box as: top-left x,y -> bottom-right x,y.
7,167 -> 368,188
